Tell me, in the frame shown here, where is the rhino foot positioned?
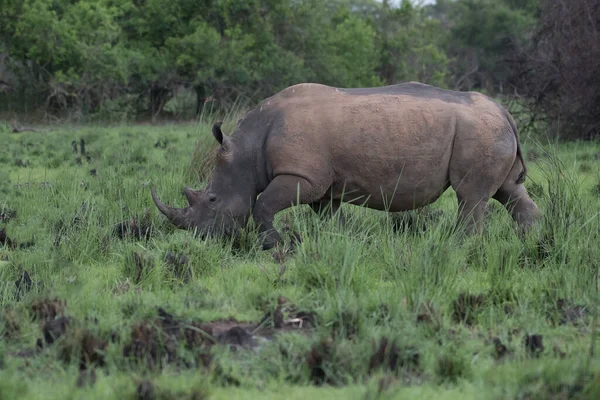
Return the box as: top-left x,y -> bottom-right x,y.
259,229 -> 282,251
261,240 -> 277,251
260,226 -> 302,252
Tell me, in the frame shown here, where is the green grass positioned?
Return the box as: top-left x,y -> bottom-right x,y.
1,119 -> 600,399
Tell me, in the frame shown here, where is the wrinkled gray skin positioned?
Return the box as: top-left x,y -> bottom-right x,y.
152,82 -> 542,249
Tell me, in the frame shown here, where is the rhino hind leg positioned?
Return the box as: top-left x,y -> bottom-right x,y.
253,175 -> 327,250
448,124 -> 527,235
493,181 -> 542,234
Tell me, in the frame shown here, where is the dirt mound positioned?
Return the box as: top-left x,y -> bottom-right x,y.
489,337 -> 513,361
14,268 -> 33,300
164,251 -> 191,282
416,300 -> 438,325
131,251 -> 154,284
524,334 -> 544,358
123,302 -> 317,370
154,139 -> 168,149
10,300 -> 109,379
0,227 -> 35,250
42,316 -> 72,345
31,298 -> 67,321
254,297 -> 317,337
1,306 -> 20,339
113,210 -> 153,241
0,207 -> 16,223
76,369 -> 97,388
330,310 -> 360,340
134,379 -> 209,400
451,292 -> 486,326
57,326 -> 108,370
123,319 -> 187,369
550,298 -> 588,326
368,337 -> 420,377
306,340 -> 336,386
122,307 -> 215,369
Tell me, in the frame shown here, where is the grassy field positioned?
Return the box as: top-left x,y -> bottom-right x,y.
1,119 -> 599,399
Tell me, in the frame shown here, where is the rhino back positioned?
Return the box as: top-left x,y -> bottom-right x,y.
258,82 -> 511,210
336,81 -> 474,105
267,81 -> 475,104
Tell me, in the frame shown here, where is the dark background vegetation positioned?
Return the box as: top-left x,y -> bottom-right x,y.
0,0 -> 598,140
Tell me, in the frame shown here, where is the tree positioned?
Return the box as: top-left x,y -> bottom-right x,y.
511,0 -> 600,140
428,0 -> 538,93
378,0 -> 450,87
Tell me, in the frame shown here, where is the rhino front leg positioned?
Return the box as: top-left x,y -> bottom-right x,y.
253,175 -> 324,250
456,195 -> 489,235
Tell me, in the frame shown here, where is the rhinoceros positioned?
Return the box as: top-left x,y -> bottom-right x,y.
152,82 -> 542,249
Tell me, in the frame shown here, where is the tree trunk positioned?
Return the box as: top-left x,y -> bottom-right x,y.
150,85 -> 171,124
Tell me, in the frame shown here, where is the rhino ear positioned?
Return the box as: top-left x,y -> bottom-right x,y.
212,122 -> 231,151
212,122 -> 224,144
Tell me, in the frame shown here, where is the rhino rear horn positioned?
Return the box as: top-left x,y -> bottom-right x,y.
183,187 -> 203,205
151,188 -> 189,229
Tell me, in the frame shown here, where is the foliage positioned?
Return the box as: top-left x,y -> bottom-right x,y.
0,0 -> 531,119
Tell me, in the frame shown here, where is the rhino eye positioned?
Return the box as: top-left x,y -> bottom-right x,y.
208,194 -> 217,203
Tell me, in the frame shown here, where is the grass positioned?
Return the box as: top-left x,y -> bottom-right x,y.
0,118 -> 600,399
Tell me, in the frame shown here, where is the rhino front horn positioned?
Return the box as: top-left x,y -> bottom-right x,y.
151,188 -> 189,229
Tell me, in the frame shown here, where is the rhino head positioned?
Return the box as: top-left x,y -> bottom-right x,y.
151,123 -> 256,239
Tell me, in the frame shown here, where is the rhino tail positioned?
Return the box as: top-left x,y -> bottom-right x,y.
505,110 -> 527,184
